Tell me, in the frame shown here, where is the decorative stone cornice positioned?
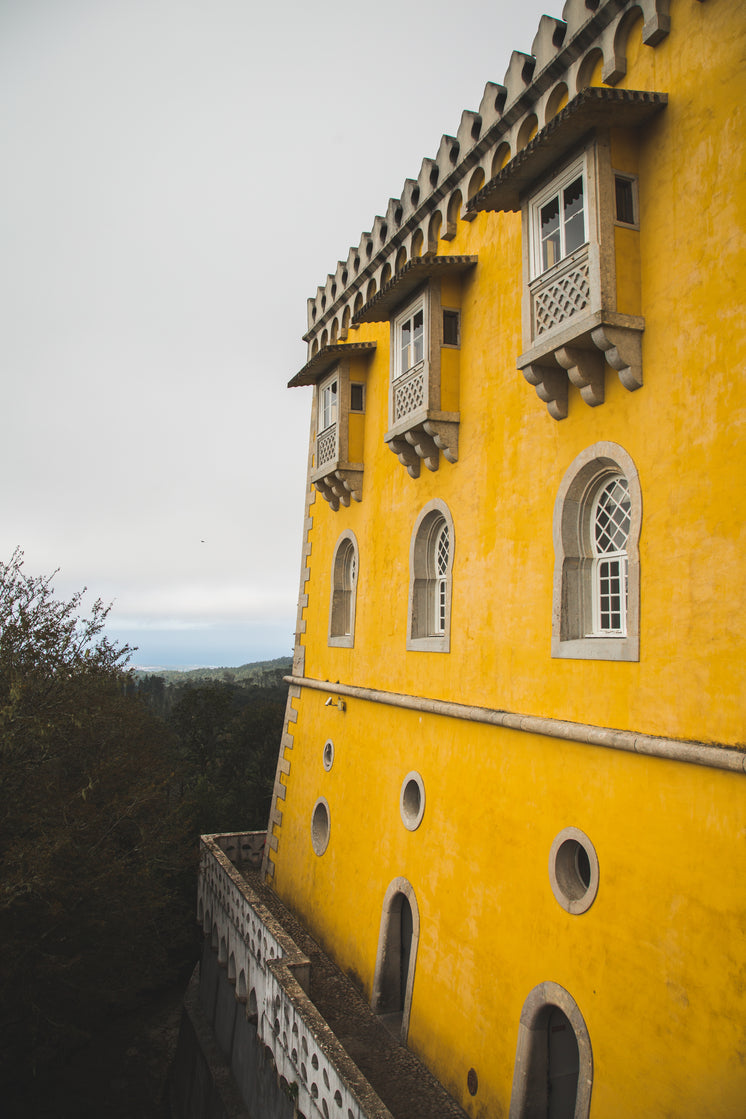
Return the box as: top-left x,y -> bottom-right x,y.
289,342 -> 377,388
471,86 -> 667,213
353,256 -> 478,324
302,0 -> 675,356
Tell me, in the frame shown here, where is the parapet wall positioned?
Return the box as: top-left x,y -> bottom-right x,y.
197,834 -> 395,1119
304,0 -> 677,353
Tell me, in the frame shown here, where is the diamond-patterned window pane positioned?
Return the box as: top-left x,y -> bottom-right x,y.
316,425 -> 337,467
534,258 -> 591,334
394,368 -> 425,420
594,478 -> 630,555
436,524 -> 449,576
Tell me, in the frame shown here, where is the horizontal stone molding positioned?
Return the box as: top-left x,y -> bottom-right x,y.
284,677 -> 746,775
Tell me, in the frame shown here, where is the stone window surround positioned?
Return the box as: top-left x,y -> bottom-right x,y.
393,294 -> 426,382
613,170 -> 639,229
312,361 -> 364,509
318,368 -> 338,435
352,256 -> 475,478
407,499 -> 455,653
328,529 -> 359,649
519,132 -> 644,420
370,876 -> 421,1043
310,796 -> 331,857
528,151 -> 587,281
548,826 -> 600,915
385,279 -> 461,478
288,341 -> 376,511
508,981 -> 593,1119
552,441 -> 641,662
400,770 -> 426,831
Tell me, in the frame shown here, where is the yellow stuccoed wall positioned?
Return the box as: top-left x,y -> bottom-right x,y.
272,2 -> 746,1115
277,692 -> 745,1118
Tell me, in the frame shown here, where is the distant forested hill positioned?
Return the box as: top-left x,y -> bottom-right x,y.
134,655 -> 292,688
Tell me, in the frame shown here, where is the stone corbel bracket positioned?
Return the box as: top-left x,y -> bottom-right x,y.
385,417 -> 459,477
521,321 -> 643,419
314,467 -> 363,510
591,323 -> 643,392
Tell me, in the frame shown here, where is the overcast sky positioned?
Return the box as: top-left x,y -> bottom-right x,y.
0,0 -> 553,669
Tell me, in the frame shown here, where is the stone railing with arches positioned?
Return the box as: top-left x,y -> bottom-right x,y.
302,0 -> 676,364
198,833 -> 396,1119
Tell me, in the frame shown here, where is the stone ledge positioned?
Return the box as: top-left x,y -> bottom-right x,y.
283,676 -> 746,775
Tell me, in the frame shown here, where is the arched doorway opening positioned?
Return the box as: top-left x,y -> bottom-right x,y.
509,982 -> 592,1119
371,878 -> 420,1042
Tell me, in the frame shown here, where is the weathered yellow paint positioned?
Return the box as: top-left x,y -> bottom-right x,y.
272,3 -> 746,1116
278,692 -> 746,1118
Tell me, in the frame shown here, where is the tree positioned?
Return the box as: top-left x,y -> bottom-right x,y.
168,681 -> 285,834
0,551 -> 195,1095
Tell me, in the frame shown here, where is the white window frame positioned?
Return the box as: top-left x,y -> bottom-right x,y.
589,476 -> 630,637
328,530 -> 359,648
408,499 -> 454,653
393,296 -> 427,381
529,154 -> 588,280
430,519 -> 450,636
552,442 -> 641,662
318,369 -> 338,433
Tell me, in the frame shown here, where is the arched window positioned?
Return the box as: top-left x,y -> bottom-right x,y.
591,475 -> 630,636
509,982 -> 592,1119
432,520 -> 450,635
371,877 -> 420,1043
328,531 -> 359,648
552,442 -> 640,661
408,500 -> 454,652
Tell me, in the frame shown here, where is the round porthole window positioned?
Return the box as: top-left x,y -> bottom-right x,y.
400,771 -> 426,831
322,739 -> 334,771
549,826 -> 599,914
311,797 -> 331,856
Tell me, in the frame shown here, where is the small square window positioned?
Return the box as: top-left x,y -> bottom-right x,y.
443,309 -> 460,347
350,382 -> 365,412
614,175 -> 637,225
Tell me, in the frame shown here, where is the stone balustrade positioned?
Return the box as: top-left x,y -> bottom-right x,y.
197,833 -> 394,1119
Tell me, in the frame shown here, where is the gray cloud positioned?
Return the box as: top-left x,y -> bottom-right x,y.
0,0 -> 552,667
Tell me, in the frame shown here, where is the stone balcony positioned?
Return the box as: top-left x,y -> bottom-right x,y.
195,833 -> 468,1119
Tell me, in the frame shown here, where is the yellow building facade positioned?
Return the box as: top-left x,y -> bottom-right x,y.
246,3 -> 746,1117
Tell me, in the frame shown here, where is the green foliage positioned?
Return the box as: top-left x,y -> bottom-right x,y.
0,551 -> 195,1090
167,681 -> 286,834
0,552 -> 288,1103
